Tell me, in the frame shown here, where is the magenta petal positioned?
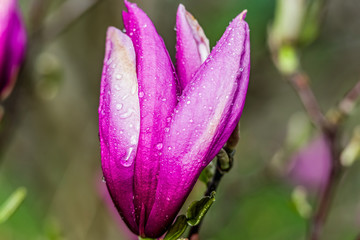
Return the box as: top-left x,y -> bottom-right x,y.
0,0 -> 26,100
146,11 -> 250,236
99,27 -> 140,234
122,1 -> 178,234
175,4 -> 210,91
287,135 -> 331,192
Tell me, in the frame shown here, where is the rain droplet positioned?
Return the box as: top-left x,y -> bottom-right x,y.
130,135 -> 137,144
139,91 -> 145,98
186,100 -> 191,104
124,147 -> 134,161
102,176 -> 106,183
119,109 -> 135,118
116,103 -> 123,110
156,143 -> 163,150
239,67 -> 244,72
116,74 -> 122,80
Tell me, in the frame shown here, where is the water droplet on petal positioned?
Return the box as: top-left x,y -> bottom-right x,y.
116,104 -> 123,110
156,143 -> 163,150
139,91 -> 145,98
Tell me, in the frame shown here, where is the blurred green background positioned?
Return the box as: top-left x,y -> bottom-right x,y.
1,0 -> 360,239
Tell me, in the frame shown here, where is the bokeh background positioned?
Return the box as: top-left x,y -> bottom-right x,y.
1,0 -> 360,239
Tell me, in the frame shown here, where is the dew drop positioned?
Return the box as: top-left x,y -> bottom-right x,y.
139,91 -> 145,98
116,74 -> 122,80
240,67 -> 244,72
102,176 -> 106,183
124,147 -> 134,161
119,109 -> 135,118
156,143 -> 163,150
116,103 -> 123,110
130,135 -> 137,145
186,100 -> 191,104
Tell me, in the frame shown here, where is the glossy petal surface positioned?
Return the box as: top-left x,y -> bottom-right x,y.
175,4 -> 210,91
122,1 -> 178,234
146,11 -> 250,236
99,27 -> 140,234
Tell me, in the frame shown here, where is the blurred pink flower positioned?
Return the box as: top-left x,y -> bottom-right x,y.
287,135 -> 332,192
0,0 -> 26,100
98,0 -> 250,238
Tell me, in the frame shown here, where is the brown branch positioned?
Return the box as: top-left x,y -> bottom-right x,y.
308,128 -> 344,240
288,71 -> 331,131
338,80 -> 360,117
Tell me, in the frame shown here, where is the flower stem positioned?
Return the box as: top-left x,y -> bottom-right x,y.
188,147 -> 235,240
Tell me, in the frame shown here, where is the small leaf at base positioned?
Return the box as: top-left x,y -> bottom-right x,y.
186,191 -> 216,226
163,215 -> 188,240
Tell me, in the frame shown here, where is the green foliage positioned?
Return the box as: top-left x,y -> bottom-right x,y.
163,215 -> 188,240
163,192 -> 216,240
186,192 -> 216,226
0,187 -> 27,224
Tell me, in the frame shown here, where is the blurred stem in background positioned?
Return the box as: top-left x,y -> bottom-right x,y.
0,0 -> 101,165
269,0 -> 360,239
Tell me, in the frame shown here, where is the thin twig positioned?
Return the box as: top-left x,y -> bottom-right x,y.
338,80 -> 360,116
308,127 -> 343,240
288,71 -> 330,131
188,125 -> 239,239
188,149 -> 233,240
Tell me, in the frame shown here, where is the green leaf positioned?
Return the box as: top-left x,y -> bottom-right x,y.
198,161 -> 215,185
186,191 -> 216,226
0,187 -> 27,224
138,237 -> 155,240
163,215 -> 188,240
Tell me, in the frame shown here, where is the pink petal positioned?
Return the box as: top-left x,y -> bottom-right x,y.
99,27 -> 140,234
175,4 -> 210,91
122,1 -> 179,235
146,10 -> 250,236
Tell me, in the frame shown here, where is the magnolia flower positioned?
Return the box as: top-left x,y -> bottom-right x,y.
287,135 -> 331,192
0,0 -> 26,100
98,1 -> 250,238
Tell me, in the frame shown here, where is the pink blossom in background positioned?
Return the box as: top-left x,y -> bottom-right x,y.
287,135 -> 332,192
